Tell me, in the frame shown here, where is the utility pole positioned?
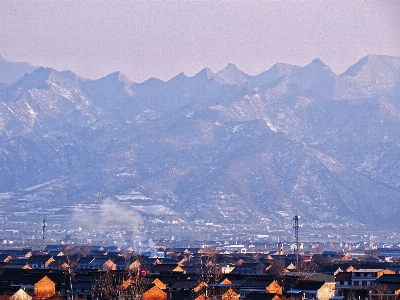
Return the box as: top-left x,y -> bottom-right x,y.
42,217 -> 46,252
293,215 -> 299,273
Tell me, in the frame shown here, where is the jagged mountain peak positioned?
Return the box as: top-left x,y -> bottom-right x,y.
336,55 -> 400,96
303,58 -> 336,78
305,58 -> 333,71
194,67 -> 215,80
215,63 -> 248,85
9,67 -> 80,93
260,62 -> 299,80
269,62 -> 299,73
95,71 -> 134,88
141,76 -> 166,86
341,54 -> 400,77
168,72 -> 189,83
216,63 -> 244,75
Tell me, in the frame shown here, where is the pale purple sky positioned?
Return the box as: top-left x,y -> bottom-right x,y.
1,1 -> 399,82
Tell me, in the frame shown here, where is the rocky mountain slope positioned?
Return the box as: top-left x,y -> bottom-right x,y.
1,55 -> 399,238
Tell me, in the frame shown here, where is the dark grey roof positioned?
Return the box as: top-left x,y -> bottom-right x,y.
290,280 -> 326,291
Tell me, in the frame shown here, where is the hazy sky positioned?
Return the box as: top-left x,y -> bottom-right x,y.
1,1 -> 399,82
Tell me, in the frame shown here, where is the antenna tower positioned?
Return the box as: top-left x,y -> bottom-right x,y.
293,215 -> 299,273
42,217 -> 46,252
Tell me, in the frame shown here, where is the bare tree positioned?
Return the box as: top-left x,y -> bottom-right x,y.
92,254 -> 149,300
195,246 -> 224,299
123,270 -> 150,300
92,271 -> 123,300
376,284 -> 389,300
62,244 -> 94,300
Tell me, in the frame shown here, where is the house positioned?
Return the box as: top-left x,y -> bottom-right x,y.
89,257 -> 113,270
231,263 -> 271,275
0,254 -> 13,263
9,288 -> 32,300
287,280 -> 335,300
1,258 -> 28,269
169,279 -> 198,299
34,276 -> 56,299
170,279 -> 198,291
351,268 -> 394,289
370,274 -> 400,300
76,256 -> 95,269
319,264 -> 355,275
230,279 -> 282,299
335,272 -> 352,295
149,264 -> 184,274
152,277 -> 167,289
377,248 -> 400,258
26,255 -> 55,269
142,284 -> 168,300
0,269 -> 66,296
47,256 -> 69,270
182,265 -> 197,274
71,281 -> 92,300
222,263 -> 236,274
46,251 -> 65,257
222,287 -> 240,300
103,258 -> 116,271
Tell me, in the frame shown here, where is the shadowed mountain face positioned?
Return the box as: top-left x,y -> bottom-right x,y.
1,55 -> 400,237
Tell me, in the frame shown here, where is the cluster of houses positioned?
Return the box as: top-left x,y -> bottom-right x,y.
0,245 -> 399,300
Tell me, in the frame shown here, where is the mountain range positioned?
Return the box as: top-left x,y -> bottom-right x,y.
1,54 -> 400,240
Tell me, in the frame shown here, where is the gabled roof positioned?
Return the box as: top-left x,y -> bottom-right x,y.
152,274 -> 184,286
152,278 -> 167,289
169,290 -> 192,300
113,256 -> 133,267
170,279 -> 198,289
182,266 -> 197,274
35,276 -> 55,287
0,249 -> 32,258
77,256 -> 95,264
102,246 -> 120,252
10,288 -> 32,300
150,264 -> 183,273
13,274 -> 52,285
355,263 -> 387,270
289,280 -> 326,292
307,273 -> 335,282
352,268 -> 385,273
229,279 -> 274,288
27,255 -> 53,263
319,263 -> 355,274
0,254 -> 13,262
386,266 -> 400,273
91,257 -> 110,265
376,274 -> 400,283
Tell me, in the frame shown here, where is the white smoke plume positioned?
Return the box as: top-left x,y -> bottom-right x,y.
72,198 -> 143,233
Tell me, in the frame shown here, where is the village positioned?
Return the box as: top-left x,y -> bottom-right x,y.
0,241 -> 399,300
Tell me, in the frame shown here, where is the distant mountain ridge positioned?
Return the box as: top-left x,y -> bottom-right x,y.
0,54 -> 400,238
